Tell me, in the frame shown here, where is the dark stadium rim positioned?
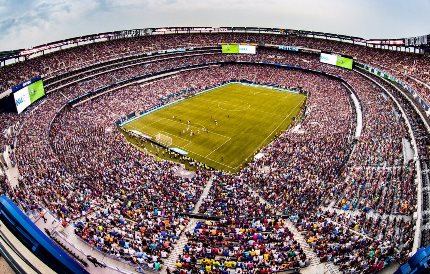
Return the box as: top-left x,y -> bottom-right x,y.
2,26 -> 425,66
119,81 -> 307,173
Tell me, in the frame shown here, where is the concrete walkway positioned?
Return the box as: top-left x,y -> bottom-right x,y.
192,176 -> 214,214
31,210 -> 139,274
2,146 -> 19,188
163,176 -> 214,272
321,205 -> 412,222
245,184 -> 341,274
163,218 -> 198,272
284,220 -> 341,274
27,176 -> 217,274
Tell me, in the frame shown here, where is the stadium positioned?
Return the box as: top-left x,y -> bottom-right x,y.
0,10 -> 430,274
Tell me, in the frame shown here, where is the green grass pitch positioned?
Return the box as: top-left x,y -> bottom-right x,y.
122,83 -> 306,172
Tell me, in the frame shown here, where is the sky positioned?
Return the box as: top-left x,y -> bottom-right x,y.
0,0 -> 429,51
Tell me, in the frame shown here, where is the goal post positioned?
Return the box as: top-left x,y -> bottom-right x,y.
155,133 -> 173,147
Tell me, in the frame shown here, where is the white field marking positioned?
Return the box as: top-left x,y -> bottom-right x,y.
126,116 -> 234,169
163,117 -> 231,140
159,131 -> 192,148
195,89 -> 296,118
122,129 -> 234,169
187,149 -> 236,170
142,130 -> 235,170
234,99 -> 305,170
217,101 -> 251,112
157,119 -> 235,168
204,136 -> 232,158
123,124 -> 149,135
148,126 -> 235,170
251,89 -> 264,95
187,96 -> 250,112
126,117 -> 166,132
124,121 -> 177,144
230,86 -> 297,99
218,99 -> 287,118
126,123 -> 192,150
141,117 -> 167,127
251,107 -> 289,118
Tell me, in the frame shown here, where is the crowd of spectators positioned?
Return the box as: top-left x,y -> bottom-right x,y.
176,218 -> 309,273
0,36 -> 427,273
198,174 -> 276,218
296,211 -> 397,273
1,32 -> 430,102
327,210 -> 414,257
336,165 -> 416,215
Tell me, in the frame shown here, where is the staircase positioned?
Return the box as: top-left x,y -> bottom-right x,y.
249,188 -> 341,274
284,220 -> 320,267
192,177 -> 214,213
283,221 -> 342,274
163,218 -> 198,272
162,177 -> 214,272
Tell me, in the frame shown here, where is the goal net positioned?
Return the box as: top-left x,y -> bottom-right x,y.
155,133 -> 173,147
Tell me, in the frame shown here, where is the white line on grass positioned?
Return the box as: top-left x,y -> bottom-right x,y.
205,136 -> 232,158
157,131 -> 192,148
125,117 -> 166,133
125,116 -> 235,169
234,99 -> 305,170
124,128 -> 234,170
193,97 -> 249,110
187,149 -> 236,170
124,124 -> 145,134
251,108 -> 289,118
163,117 -> 231,140
217,102 -> 251,112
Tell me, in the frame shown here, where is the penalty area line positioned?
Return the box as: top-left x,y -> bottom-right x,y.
234,99 -> 304,170
205,136 -> 232,158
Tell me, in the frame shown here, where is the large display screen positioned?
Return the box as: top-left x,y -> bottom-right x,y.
13,78 -> 45,114
222,44 -> 256,54
222,44 -> 239,53
336,56 -> 353,70
320,53 -> 353,70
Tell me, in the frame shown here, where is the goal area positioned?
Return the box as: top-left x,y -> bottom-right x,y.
154,133 -> 173,147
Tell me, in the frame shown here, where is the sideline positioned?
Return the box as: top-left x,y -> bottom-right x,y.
120,81 -> 301,127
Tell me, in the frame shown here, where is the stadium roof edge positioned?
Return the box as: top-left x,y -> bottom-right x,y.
0,27 -> 428,64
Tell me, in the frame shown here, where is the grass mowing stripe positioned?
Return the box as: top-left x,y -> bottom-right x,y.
122,83 -> 305,172
235,99 -> 304,169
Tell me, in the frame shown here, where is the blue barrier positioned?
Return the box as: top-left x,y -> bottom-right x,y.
395,246 -> 430,274
0,195 -> 89,274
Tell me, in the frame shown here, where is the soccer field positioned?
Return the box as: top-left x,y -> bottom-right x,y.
122,83 -> 306,172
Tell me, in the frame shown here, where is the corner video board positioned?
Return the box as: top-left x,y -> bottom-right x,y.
12,76 -> 45,114
320,52 -> 353,70
222,44 -> 256,54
